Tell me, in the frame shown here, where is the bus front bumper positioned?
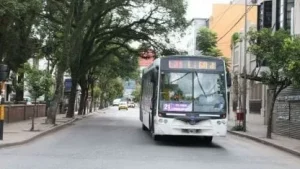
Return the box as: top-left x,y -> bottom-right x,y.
154,118 -> 227,137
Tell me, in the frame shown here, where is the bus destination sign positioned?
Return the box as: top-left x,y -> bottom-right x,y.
168,60 -> 217,70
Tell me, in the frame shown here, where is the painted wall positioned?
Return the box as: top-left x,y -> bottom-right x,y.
186,18 -> 208,55
294,0 -> 300,35
209,4 -> 258,59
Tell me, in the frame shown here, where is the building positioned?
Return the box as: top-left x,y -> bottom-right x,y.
186,18 -> 209,55
270,0 -> 300,139
209,3 -> 258,59
295,0 -> 300,35
230,0 -> 300,139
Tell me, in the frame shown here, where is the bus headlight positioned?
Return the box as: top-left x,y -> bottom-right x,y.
217,121 -> 221,125
164,119 -> 168,124
158,119 -> 163,123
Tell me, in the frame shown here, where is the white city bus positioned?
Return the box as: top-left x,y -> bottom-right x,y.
140,55 -> 231,142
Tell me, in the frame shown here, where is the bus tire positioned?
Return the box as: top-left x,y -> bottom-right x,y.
142,124 -> 148,131
203,136 -> 213,144
152,134 -> 161,141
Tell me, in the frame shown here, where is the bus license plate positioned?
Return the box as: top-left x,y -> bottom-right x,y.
188,129 -> 197,133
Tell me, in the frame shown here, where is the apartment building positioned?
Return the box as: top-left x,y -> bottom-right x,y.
186,18 -> 209,55
231,0 -> 300,139
209,3 -> 257,59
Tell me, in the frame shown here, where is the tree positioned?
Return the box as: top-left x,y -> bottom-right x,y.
246,28 -> 299,138
43,0 -> 188,118
132,84 -> 141,102
23,64 -> 53,131
0,0 -> 44,101
160,48 -> 184,56
196,27 -> 223,57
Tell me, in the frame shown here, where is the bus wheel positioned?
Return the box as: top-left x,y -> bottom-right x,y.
203,136 -> 213,144
152,134 -> 161,141
142,124 -> 148,131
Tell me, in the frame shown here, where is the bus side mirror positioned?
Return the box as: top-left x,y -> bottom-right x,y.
151,68 -> 158,83
226,73 -> 232,88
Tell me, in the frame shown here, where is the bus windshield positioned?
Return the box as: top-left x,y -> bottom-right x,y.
159,72 -> 226,114
193,72 -> 226,113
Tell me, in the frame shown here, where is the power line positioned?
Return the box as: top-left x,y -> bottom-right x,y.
210,1 -> 238,30
217,6 -> 253,43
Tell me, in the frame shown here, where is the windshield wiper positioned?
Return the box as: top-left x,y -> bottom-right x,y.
195,72 -> 207,98
170,72 -> 190,84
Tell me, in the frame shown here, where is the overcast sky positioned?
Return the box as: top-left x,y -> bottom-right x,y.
185,0 -> 232,19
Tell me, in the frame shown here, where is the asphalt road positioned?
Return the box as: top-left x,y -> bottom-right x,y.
1,107 -> 300,169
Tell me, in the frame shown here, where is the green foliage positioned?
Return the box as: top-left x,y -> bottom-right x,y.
132,84 -> 141,102
0,0 -> 43,71
231,125 -> 244,131
247,28 -> 292,86
247,28 -> 300,138
103,78 -> 124,102
231,32 -> 240,47
24,64 -> 54,100
283,37 -> 300,87
196,27 -> 223,57
160,48 -> 181,56
93,86 -> 101,99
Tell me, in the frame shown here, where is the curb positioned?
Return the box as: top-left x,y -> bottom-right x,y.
228,130 -> 300,157
0,112 -> 96,149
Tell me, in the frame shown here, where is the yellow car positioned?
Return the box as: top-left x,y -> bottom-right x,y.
118,101 -> 128,110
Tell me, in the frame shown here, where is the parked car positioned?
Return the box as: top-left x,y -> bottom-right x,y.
113,98 -> 121,106
128,102 -> 135,108
118,101 -> 128,110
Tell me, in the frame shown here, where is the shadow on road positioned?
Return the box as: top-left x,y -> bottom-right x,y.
154,136 -> 224,149
139,129 -> 224,149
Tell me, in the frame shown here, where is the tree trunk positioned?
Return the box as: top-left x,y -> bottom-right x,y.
16,72 -> 24,102
267,89 -> 277,139
47,64 -> 65,124
78,77 -> 87,115
89,81 -> 94,113
100,92 -> 105,109
67,77 -> 78,117
78,88 -> 86,115
83,83 -> 89,115
31,99 -> 37,131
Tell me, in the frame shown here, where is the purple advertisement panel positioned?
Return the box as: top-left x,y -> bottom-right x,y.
163,102 -> 192,112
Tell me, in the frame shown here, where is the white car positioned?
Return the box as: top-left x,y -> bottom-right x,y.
113,99 -> 121,106
128,102 -> 135,108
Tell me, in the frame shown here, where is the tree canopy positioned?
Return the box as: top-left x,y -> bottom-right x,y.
0,0 -> 189,123
196,27 -> 223,57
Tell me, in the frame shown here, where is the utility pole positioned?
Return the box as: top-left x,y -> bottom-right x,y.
242,0 -> 248,132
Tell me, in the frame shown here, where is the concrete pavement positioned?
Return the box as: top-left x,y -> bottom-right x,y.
228,120 -> 300,157
0,107 -> 300,169
0,112 -> 93,148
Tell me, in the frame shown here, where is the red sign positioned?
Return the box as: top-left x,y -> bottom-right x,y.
139,48 -> 156,67
139,57 -> 154,67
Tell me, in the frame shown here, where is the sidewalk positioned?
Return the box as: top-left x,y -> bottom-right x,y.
0,112 -> 95,148
228,120 -> 300,157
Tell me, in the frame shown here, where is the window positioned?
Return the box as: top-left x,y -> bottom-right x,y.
193,73 -> 226,113
159,72 -> 193,112
159,72 -> 226,114
276,0 -> 295,30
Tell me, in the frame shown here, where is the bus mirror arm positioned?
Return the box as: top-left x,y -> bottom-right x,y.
226,73 -> 232,88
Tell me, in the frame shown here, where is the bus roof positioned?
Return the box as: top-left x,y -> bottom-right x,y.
162,55 -> 223,60
142,55 -> 224,75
